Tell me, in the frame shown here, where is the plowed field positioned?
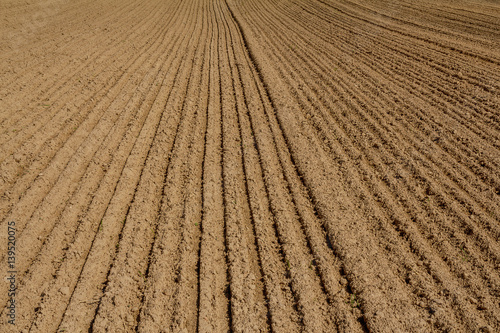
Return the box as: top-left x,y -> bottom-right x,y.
1,0 -> 499,331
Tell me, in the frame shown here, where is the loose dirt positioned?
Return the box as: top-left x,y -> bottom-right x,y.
0,0 -> 499,331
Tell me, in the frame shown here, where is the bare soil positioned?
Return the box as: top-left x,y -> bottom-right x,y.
0,0 -> 499,331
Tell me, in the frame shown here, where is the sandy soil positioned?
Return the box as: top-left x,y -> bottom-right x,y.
0,0 -> 499,331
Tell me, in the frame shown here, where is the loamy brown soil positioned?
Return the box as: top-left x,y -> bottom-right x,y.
0,0 -> 499,331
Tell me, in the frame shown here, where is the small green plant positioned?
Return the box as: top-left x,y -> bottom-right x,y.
138,270 -> 146,282
460,246 -> 469,262
348,293 -> 359,308
286,259 -> 291,269
99,219 -> 103,231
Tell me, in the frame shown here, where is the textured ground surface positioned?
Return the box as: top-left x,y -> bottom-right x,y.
1,0 -> 499,331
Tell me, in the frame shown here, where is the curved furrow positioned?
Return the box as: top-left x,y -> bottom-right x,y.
224,2 -> 339,331
267,0 -> 500,143
234,0 -> 500,246
225,4 -> 366,331
1,0 -> 498,331
237,0 -> 500,224
232,0 -> 500,322
240,0 -> 498,174
377,0 -> 499,34
316,0 -> 500,66
196,3 -> 231,331
335,0 -> 500,48
228,1 -> 435,331
279,0 -> 500,131
215,1 -> 270,330
229,0 -> 498,328
301,0 -> 500,83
